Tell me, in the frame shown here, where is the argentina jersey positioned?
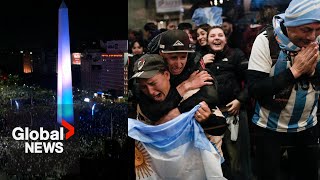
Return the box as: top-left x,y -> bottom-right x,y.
252,85 -> 318,132
252,56 -> 319,132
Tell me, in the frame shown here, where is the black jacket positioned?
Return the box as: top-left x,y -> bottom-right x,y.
170,51 -> 219,113
206,46 -> 249,107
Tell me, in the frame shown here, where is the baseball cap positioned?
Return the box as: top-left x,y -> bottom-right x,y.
159,30 -> 195,53
131,54 -> 166,79
282,0 -> 320,27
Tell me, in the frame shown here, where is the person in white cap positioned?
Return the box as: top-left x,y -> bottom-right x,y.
247,0 -> 320,179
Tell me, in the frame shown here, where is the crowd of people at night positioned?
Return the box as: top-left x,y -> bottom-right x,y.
0,81 -> 128,179
128,0 -> 320,179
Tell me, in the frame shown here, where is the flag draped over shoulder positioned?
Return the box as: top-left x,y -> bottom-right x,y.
128,105 -> 226,180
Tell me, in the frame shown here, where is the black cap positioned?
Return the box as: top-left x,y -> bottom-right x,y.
131,54 -> 166,79
159,30 -> 195,53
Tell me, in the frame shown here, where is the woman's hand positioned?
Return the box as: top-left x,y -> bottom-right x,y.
202,53 -> 215,64
226,99 -> 241,116
212,106 -> 224,117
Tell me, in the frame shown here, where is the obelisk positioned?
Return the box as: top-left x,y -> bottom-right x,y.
57,0 -> 74,124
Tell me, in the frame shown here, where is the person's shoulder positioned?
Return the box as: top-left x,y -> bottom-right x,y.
189,51 -> 202,58
188,51 -> 202,63
223,47 -> 246,62
188,52 -> 206,70
147,32 -> 164,53
250,33 -> 270,60
253,31 -> 269,46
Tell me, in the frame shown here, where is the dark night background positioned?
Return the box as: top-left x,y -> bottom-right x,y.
0,0 -> 128,51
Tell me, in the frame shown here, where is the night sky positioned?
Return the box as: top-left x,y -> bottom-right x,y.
0,0 -> 128,51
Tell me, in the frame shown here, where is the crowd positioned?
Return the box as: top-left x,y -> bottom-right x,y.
128,1 -> 320,180
0,82 -> 128,179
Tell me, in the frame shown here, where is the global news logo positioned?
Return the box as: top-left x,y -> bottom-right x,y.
11,119 -> 74,153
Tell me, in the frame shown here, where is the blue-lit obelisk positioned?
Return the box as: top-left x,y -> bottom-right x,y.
57,0 -> 74,124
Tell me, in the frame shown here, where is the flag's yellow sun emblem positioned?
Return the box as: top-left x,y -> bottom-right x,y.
135,141 -> 153,179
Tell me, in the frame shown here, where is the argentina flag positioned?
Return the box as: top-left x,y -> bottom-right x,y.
128,105 -> 226,180
191,6 -> 223,26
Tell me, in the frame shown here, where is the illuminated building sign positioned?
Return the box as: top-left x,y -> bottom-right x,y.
72,53 -> 81,65
101,54 -> 123,58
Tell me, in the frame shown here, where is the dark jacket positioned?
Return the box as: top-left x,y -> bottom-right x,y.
206,46 -> 249,108
170,51 -> 219,113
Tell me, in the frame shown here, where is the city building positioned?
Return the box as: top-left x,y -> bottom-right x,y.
22,50 -> 33,74
81,40 -> 127,96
